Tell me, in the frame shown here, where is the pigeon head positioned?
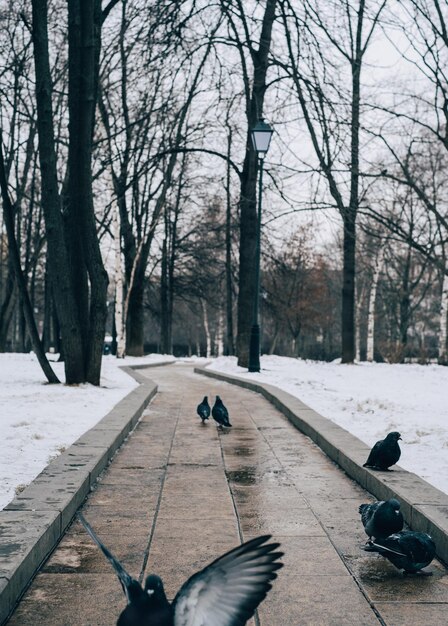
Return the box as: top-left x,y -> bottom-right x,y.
144,574 -> 167,601
386,432 -> 401,442
216,395 -> 222,404
203,396 -> 208,402
387,498 -> 401,512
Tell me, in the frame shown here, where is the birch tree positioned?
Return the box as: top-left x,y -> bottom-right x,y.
438,253 -> 448,362
112,206 -> 125,358
366,240 -> 385,361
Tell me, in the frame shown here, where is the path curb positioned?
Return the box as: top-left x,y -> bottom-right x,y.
195,366 -> 448,566
0,362 -> 167,625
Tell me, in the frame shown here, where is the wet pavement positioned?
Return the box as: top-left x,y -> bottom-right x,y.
6,363 -> 448,625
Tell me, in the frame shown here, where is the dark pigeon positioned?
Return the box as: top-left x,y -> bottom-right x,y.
363,431 -> 401,470
363,530 -> 436,575
212,395 -> 232,428
196,396 -> 210,423
359,498 -> 404,540
79,513 -> 283,625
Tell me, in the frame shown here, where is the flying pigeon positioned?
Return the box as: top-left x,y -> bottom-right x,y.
196,396 -> 210,423
212,395 -> 232,429
359,498 -> 404,540
78,513 -> 283,625
363,431 -> 402,470
363,530 -> 436,575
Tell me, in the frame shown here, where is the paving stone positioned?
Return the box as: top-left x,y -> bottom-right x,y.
257,574 -> 381,626
374,602 -> 448,625
0,510 -> 61,624
6,573 -> 122,626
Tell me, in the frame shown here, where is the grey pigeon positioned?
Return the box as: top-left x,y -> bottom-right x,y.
359,498 -> 403,540
363,530 -> 436,575
79,513 -> 283,625
196,396 -> 210,423
212,395 -> 232,428
363,431 -> 401,470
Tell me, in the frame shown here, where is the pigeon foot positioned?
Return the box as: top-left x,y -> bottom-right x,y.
404,569 -> 433,577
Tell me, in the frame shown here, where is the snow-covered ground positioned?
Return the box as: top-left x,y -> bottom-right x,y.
1,352 -> 447,510
0,352 -> 175,510
208,356 -> 448,495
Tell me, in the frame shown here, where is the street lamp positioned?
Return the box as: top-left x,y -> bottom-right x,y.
248,118 -> 274,372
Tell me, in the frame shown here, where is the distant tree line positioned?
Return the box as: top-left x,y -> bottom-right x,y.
0,0 -> 447,384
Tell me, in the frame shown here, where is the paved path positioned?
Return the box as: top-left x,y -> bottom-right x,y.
6,364 -> 448,625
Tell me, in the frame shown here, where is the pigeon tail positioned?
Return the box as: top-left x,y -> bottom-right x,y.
78,513 -> 135,603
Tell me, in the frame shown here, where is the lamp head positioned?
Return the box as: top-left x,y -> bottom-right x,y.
251,118 -> 273,156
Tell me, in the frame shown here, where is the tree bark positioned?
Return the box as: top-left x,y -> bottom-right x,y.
225,131 -> 235,355
66,0 -> 109,384
126,268 -> 145,356
236,0 -> 278,367
438,270 -> 448,363
32,0 -> 86,383
113,206 -> 125,358
201,298 -> 211,358
366,242 -> 385,362
341,213 -> 356,362
0,260 -> 16,352
32,0 -> 108,384
160,224 -> 170,353
399,243 -> 412,357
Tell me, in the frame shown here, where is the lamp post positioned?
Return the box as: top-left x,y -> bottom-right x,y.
248,118 -> 273,372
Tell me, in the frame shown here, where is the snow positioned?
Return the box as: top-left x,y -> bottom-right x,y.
207,356 -> 448,495
0,352 -> 175,510
1,352 -> 447,511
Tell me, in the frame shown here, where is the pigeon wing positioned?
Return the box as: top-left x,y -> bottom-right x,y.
364,441 -> 382,466
173,535 -> 283,626
78,513 -> 136,604
367,535 -> 407,558
359,502 -> 380,529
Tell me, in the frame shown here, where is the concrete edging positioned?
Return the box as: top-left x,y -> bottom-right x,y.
195,365 -> 448,566
0,361 -> 167,625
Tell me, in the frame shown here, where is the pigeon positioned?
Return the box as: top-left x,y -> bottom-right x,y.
212,395 -> 232,428
78,513 -> 283,625
359,498 -> 404,540
363,530 -> 436,575
363,431 -> 402,470
196,396 -> 210,423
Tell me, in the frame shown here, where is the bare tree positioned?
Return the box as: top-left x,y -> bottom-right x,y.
31,0 -> 113,384
218,0 -> 279,367
0,131 -> 59,382
278,0 -> 387,362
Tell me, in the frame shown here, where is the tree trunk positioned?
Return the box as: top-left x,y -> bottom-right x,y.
113,207 -> 125,358
216,307 -> 224,357
126,273 -> 145,356
341,12 -> 363,363
366,243 -> 384,362
355,283 -> 365,361
160,229 -> 170,354
236,0 -> 278,368
201,298 -> 211,358
341,213 -> 356,362
66,0 -> 109,385
399,243 -> 412,358
438,270 -> 448,363
32,0 -> 88,383
225,131 -> 235,355
0,262 -> 16,352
